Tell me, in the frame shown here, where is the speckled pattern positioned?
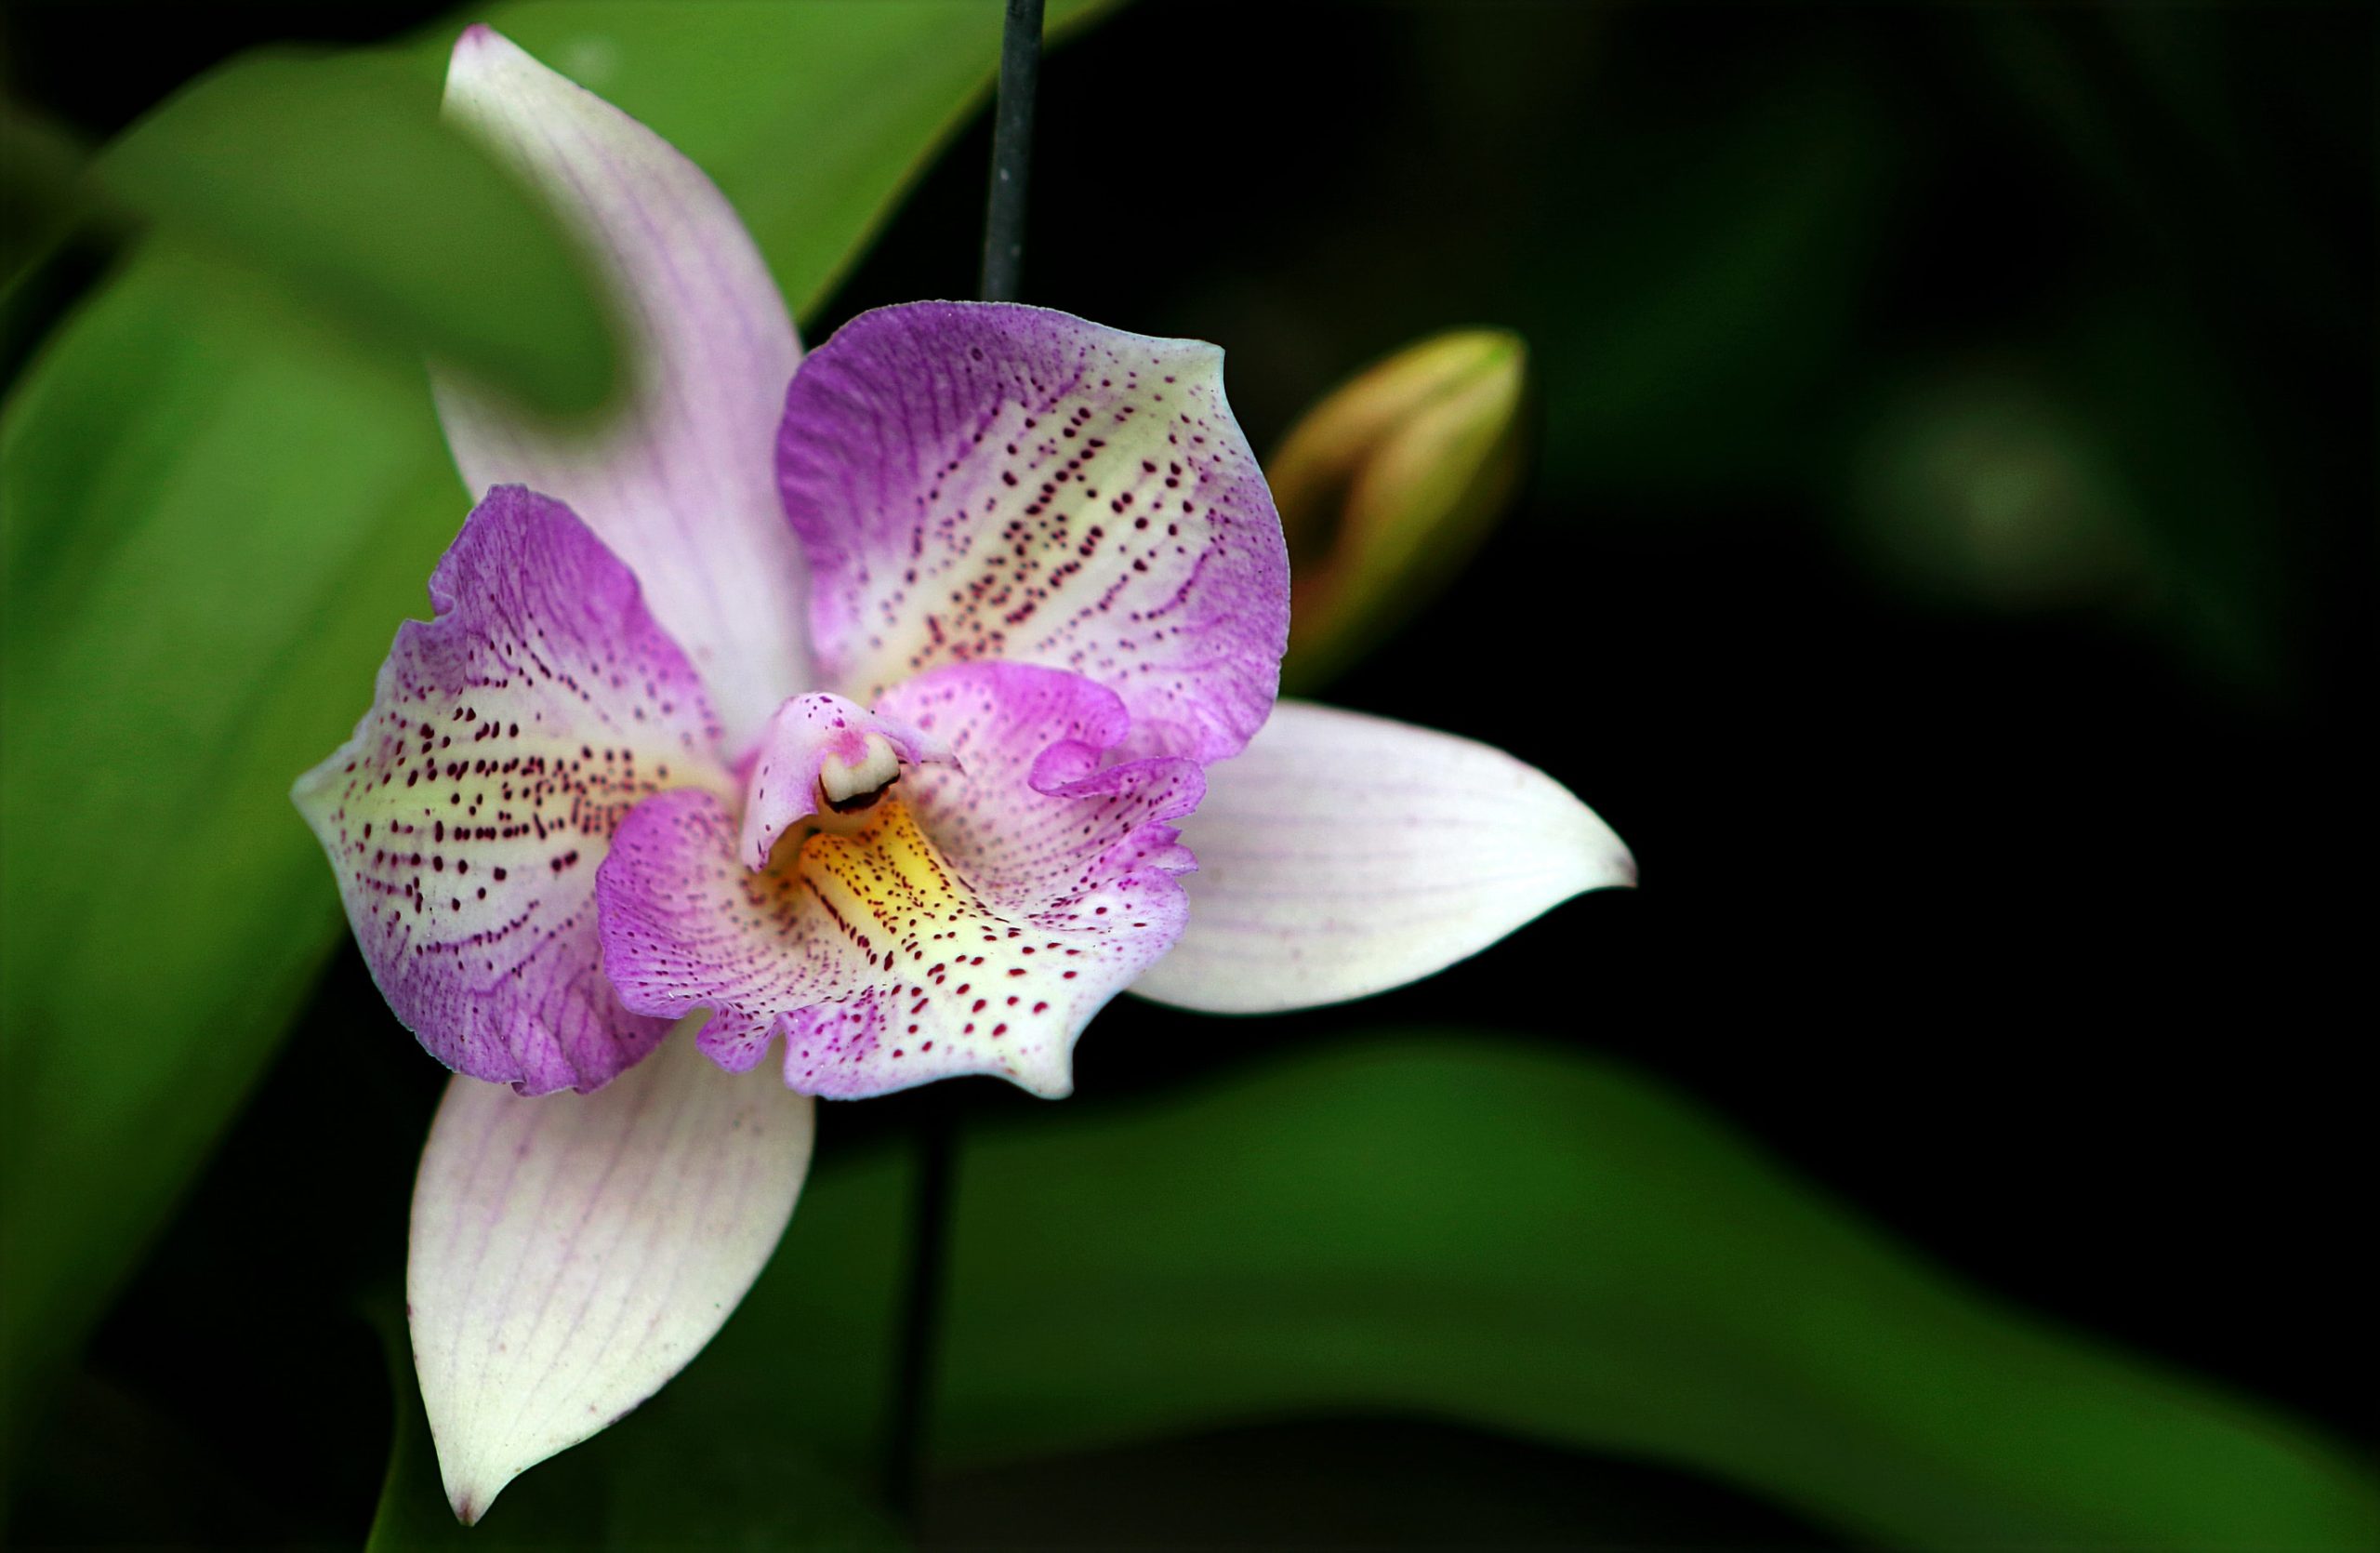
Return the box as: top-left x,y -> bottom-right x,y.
293,487 -> 731,1095
597,663 -> 1202,1098
778,302 -> 1289,766
734,692 -> 948,871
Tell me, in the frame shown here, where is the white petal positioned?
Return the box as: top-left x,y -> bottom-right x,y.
1133,701 -> 1634,1013
433,27 -> 811,755
407,1024 -> 814,1523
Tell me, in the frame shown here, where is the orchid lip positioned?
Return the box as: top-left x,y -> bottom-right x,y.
598,662 -> 1208,1099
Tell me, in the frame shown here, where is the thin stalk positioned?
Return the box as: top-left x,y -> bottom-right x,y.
977,0 -> 1045,303
884,0 -> 1046,1525
883,1088 -> 958,1521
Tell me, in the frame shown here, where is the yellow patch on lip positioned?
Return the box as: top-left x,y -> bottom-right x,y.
746,798 -> 982,975
714,794 -> 1093,1094
799,798 -> 971,948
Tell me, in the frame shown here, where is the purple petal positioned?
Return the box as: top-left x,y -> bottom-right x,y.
292,486 -> 730,1094
598,663 -> 1202,1098
734,692 -> 951,872
409,1028 -> 814,1523
778,302 -> 1289,765
434,27 -> 811,755
1131,702 -> 1634,1013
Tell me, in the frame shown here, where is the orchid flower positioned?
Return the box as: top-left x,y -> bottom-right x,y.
293,27 -> 1633,1522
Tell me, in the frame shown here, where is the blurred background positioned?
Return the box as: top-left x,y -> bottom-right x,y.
2,1 -> 2371,1547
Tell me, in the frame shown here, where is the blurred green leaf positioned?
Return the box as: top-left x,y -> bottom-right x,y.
927,1037 -> 2377,1549
0,0 -> 1112,1483
1836,299 -> 2302,692
1844,360 -> 2152,613
2063,289 -> 2299,691
19,1368 -> 301,1545
1531,61 -> 1896,503
96,49 -> 619,418
1,105 -> 89,290
0,246 -> 461,1487
365,1302 -> 902,1552
370,1036 -> 2376,1547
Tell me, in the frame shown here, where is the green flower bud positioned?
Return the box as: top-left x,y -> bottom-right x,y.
1269,329 -> 1529,690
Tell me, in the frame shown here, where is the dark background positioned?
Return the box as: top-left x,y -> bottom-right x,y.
5,1 -> 2371,1546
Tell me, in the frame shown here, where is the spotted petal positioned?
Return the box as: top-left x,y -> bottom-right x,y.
409,1026 -> 814,1524
1132,701 -> 1634,1013
778,301 -> 1289,765
599,663 -> 1201,1098
434,26 -> 811,754
293,486 -> 730,1094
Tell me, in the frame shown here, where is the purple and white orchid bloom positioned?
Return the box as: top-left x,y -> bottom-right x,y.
293,27 -> 1633,1523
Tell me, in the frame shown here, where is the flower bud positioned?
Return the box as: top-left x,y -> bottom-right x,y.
1268,329 -> 1529,689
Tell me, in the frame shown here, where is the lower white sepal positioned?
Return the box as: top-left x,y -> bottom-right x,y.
407,1019 -> 813,1523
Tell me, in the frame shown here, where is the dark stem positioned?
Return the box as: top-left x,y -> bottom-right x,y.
976,0 -> 1046,303
884,0 -> 1046,1526
882,1086 -> 958,1522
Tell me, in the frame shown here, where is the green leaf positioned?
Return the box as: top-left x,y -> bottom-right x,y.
396,1037 -> 2374,1547
1528,58 -> 1895,504
0,0 -> 1111,1481
0,105 -> 89,290
0,246 -> 463,1485
926,1038 -> 2377,1547
96,49 -> 619,418
364,1300 -> 902,1552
